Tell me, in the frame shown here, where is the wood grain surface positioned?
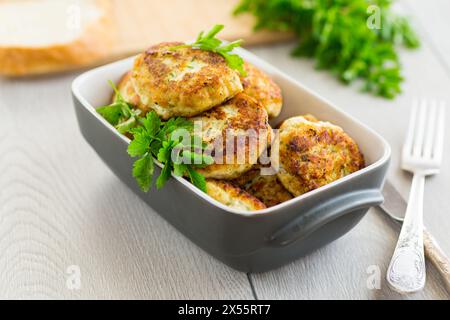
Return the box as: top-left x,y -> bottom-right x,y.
0,75 -> 253,299
423,230 -> 450,293
0,0 -> 449,299
110,0 -> 292,58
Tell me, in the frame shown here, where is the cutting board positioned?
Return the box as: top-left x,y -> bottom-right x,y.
109,0 -> 291,59
0,0 -> 291,76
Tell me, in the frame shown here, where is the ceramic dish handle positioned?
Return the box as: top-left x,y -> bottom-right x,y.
270,190 -> 384,247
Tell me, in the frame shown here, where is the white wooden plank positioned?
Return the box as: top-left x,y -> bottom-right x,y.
250,209 -> 448,300
405,0 -> 450,73
0,75 -> 253,299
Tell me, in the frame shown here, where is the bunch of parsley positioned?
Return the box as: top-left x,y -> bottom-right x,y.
97,83 -> 213,193
97,25 -> 248,193
128,112 -> 213,192
234,0 -> 420,98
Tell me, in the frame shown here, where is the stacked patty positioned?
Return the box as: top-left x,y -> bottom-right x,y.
132,42 -> 243,119
241,62 -> 283,119
192,93 -> 272,180
206,179 -> 266,211
115,42 -> 364,211
233,166 -> 293,208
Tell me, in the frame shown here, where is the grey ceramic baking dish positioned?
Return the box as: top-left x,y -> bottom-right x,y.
72,48 -> 391,273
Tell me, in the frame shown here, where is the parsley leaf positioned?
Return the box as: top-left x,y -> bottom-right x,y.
173,24 -> 247,76
234,0 -> 420,99
142,111 -> 161,136
97,80 -> 141,131
187,167 -> 207,193
173,163 -> 188,177
132,153 -> 154,192
97,103 -> 123,125
156,161 -> 172,189
182,150 -> 214,166
127,127 -> 151,157
157,140 -> 174,163
116,117 -> 137,134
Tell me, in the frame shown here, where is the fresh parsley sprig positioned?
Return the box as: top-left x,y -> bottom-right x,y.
97,81 -> 141,134
234,0 -> 420,99
172,24 -> 247,76
127,112 -> 214,193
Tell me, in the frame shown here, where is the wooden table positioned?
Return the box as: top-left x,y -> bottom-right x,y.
0,0 -> 448,299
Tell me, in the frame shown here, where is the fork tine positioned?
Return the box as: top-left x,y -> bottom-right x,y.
423,100 -> 437,159
412,100 -> 427,157
403,100 -> 418,157
433,102 -> 446,162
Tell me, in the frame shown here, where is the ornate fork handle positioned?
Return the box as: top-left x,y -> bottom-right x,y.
387,173 -> 426,293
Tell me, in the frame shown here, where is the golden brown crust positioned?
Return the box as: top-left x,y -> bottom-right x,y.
114,71 -> 149,111
132,42 -> 243,119
241,62 -> 283,118
194,93 -> 273,180
277,116 -> 365,196
206,179 -> 266,211
233,167 -> 293,207
0,0 -> 112,76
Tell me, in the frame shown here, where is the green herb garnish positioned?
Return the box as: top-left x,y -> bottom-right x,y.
127,112 -> 214,192
172,24 -> 247,76
97,81 -> 213,193
234,0 -> 420,99
97,81 -> 141,133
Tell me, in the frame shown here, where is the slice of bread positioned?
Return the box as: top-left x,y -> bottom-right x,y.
0,0 -> 112,76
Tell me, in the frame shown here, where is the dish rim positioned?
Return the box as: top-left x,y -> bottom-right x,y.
72,51 -> 391,217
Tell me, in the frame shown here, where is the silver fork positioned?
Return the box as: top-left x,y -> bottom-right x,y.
386,99 -> 446,294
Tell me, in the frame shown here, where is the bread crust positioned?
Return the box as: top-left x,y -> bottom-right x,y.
0,0 -> 113,76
